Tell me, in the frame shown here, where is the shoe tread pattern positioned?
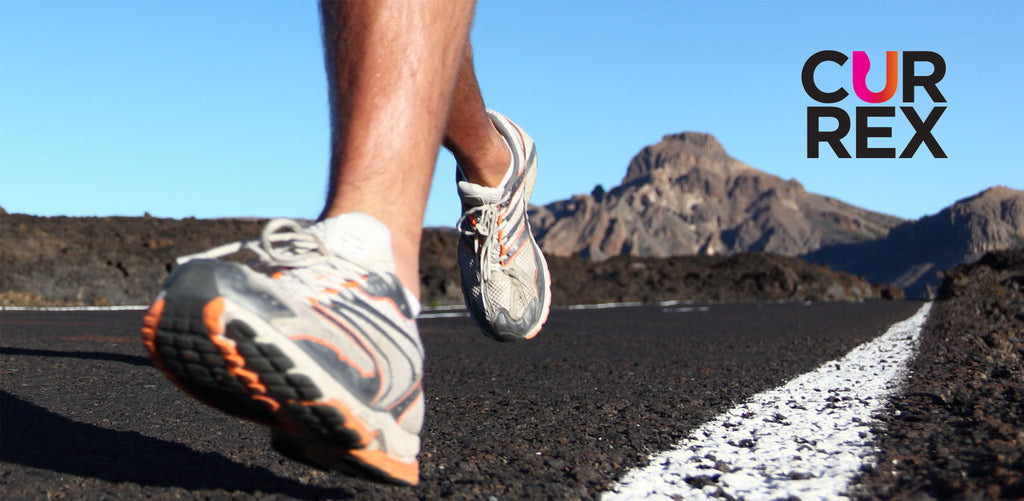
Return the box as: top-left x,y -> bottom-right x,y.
147,298 -> 363,449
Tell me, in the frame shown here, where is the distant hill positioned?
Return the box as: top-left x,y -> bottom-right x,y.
529,132 -> 905,260
803,186 -> 1024,298
527,132 -> 1024,299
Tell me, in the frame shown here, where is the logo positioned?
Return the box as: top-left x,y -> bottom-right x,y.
802,50 -> 947,159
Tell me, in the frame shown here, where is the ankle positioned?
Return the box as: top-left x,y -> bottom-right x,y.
454,127 -> 512,188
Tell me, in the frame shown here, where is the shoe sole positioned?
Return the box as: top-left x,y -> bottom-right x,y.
140,263 -> 419,485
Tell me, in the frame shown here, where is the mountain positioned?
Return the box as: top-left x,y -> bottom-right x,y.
529,132 -> 905,261
803,186 -> 1024,298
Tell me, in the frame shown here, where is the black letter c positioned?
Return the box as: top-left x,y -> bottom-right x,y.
803,50 -> 849,103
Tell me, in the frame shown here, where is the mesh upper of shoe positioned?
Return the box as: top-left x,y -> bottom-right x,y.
457,202 -> 538,321
455,110 -> 547,335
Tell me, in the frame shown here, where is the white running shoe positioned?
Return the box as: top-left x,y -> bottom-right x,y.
141,214 -> 424,485
457,110 -> 552,342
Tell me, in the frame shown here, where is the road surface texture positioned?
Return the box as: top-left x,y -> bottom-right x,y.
1,301 -> 930,500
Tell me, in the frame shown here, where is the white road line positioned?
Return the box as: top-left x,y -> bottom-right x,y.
559,301 -> 647,310
419,311 -> 471,319
558,300 -> 692,311
1,305 -> 150,312
2,301 -> 688,314
663,306 -> 710,313
422,304 -> 469,312
603,302 -> 932,501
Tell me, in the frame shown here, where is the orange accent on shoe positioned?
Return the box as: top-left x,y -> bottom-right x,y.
500,224 -> 531,267
140,299 -> 167,370
498,225 -> 506,257
204,297 -> 268,395
347,449 -> 420,486
314,295 -> 395,405
350,284 -> 411,323
253,394 -> 281,412
523,267 -> 546,341
387,380 -> 419,410
393,388 -> 423,425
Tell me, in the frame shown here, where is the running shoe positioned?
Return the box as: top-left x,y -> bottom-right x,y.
140,214 -> 424,486
457,110 -> 552,342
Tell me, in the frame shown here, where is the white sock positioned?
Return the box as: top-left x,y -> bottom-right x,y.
307,212 -> 421,316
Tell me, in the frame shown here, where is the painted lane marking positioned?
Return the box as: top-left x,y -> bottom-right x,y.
1,305 -> 150,312
560,301 -> 646,311
4,304 -> 473,320
603,302 -> 932,501
663,306 -> 710,313
418,311 -> 470,319
4,300 -> 693,314
422,304 -> 468,312
558,300 -> 694,311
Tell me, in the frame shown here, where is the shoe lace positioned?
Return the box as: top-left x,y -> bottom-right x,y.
256,218 -> 331,268
176,218 -> 330,267
175,218 -> 376,302
459,204 -> 499,282
458,204 -> 533,298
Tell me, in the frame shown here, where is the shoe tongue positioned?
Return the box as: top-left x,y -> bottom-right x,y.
308,212 -> 396,273
457,180 -> 503,206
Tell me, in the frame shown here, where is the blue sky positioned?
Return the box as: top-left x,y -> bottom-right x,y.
2,1 -> 1021,227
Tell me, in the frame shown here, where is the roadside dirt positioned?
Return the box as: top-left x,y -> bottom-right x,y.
854,249 -> 1024,500
1,212 -> 899,308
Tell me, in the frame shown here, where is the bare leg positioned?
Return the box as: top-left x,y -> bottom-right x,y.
319,0 -> 476,297
443,44 -> 512,188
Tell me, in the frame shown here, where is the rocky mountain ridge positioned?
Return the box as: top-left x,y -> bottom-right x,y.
529,132 -> 1024,298
530,132 -> 904,261
803,185 -> 1024,298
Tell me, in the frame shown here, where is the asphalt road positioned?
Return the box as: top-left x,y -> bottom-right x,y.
1,301 -> 922,500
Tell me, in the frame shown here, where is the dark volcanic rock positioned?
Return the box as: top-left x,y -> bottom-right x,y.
1,213 -> 895,307
418,228 -> 464,307
545,252 -> 902,305
1,213 -> 268,306
854,248 -> 1024,500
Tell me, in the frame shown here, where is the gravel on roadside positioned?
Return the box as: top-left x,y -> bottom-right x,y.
853,249 -> 1024,500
